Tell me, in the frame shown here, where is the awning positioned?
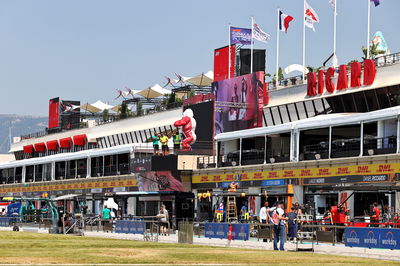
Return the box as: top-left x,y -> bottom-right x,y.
46,140 -> 58,151
135,84 -> 171,99
185,71 -> 214,87
23,145 -> 34,154
73,134 -> 87,147
34,142 -> 46,153
59,137 -> 72,149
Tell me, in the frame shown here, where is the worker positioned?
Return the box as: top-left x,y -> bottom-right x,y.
216,202 -> 224,222
159,133 -> 170,156
151,134 -> 160,155
228,181 -> 239,192
173,130 -> 181,153
371,202 -> 381,227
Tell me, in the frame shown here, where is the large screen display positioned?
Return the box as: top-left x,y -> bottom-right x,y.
212,72 -> 265,134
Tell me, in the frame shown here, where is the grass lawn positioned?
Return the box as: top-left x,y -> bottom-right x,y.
0,231 -> 398,265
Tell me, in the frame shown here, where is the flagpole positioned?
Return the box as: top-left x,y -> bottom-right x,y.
367,0 -> 371,59
275,7 -> 280,88
333,0 -> 338,67
228,23 -> 231,79
302,0 -> 306,80
251,16 -> 254,73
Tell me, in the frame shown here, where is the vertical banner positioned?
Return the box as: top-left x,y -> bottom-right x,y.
48,97 -> 60,129
214,46 -> 236,82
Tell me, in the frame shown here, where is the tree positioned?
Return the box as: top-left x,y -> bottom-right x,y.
271,67 -> 284,83
119,102 -> 129,119
102,109 -> 109,122
362,43 -> 385,60
136,101 -> 143,116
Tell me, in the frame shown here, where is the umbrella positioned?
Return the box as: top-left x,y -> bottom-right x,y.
186,70 -> 214,87
135,84 -> 171,99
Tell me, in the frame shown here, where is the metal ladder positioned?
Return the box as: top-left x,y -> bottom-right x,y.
227,196 -> 238,222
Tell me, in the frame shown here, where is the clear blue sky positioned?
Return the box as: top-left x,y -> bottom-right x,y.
0,0 -> 398,116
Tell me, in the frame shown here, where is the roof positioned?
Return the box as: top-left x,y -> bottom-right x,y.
215,106 -> 400,141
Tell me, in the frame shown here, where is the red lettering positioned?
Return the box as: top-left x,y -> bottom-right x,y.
363,59 -> 376,85
350,61 -> 361,87
325,67 -> 336,93
307,72 -> 317,96
317,69 -> 324,94
336,64 -> 348,90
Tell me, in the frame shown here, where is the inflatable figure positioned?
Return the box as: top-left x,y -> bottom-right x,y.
174,109 -> 197,151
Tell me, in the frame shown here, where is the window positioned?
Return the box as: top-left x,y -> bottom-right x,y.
91,157 -> 104,177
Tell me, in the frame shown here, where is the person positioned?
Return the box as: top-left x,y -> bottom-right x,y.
157,205 -> 169,235
173,130 -> 181,152
259,201 -> 270,224
160,133 -> 169,156
270,201 -> 288,251
330,202 -> 344,242
216,202 -> 224,222
259,201 -> 270,242
287,207 -> 298,241
151,134 -> 160,155
240,202 -> 250,222
228,181 -> 239,192
101,205 -> 111,232
371,202 -> 381,227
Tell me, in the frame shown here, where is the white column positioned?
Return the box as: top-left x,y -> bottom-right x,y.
250,17 -> 254,73
332,0 -> 338,67
228,24 -> 231,79
302,0 -> 306,80
367,0 -> 371,59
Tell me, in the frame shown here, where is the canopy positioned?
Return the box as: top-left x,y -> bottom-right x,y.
91,100 -> 114,111
80,103 -> 102,113
185,70 -> 214,86
136,84 -> 171,98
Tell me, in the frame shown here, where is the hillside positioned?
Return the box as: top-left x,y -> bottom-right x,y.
0,115 -> 47,154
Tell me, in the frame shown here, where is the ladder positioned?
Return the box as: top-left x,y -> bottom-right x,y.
226,196 -> 238,222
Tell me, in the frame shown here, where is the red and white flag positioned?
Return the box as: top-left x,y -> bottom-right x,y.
279,10 -> 294,33
304,0 -> 319,32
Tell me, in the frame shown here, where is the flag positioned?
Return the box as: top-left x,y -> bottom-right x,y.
279,11 -> 294,33
304,0 -> 320,32
370,0 -> 380,7
230,27 -> 252,45
372,31 -> 389,54
252,19 -> 270,43
329,0 -> 336,10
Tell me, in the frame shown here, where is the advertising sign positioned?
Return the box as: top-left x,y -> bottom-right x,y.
345,227 -> 400,250
135,171 -> 185,192
204,223 -> 250,240
213,72 -> 264,134
214,46 -> 235,82
193,163 -> 399,184
115,220 -> 145,235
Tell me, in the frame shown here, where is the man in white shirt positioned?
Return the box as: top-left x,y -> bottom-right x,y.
271,201 -> 288,251
259,201 -> 270,224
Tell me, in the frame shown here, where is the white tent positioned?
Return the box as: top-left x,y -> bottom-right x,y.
186,70 -> 214,86
91,100 -> 114,111
136,84 -> 171,98
80,103 -> 102,113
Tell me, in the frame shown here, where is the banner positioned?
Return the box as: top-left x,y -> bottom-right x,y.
115,220 -> 145,234
212,72 -> 264,134
204,223 -> 249,240
345,227 -> 400,250
230,27 -> 252,45
193,163 -> 400,183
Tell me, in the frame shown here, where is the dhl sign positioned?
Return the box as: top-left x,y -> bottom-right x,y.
193,163 -> 400,183
0,179 -> 137,194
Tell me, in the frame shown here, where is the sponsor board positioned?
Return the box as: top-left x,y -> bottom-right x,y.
345,227 -> 400,250
115,220 -> 145,235
204,223 -> 249,240
193,163 -> 399,184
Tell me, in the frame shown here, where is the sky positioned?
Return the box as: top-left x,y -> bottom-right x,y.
0,0 -> 398,116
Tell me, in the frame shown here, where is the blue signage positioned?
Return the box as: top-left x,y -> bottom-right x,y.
204,223 -> 249,240
261,179 -> 285,186
115,220 -> 145,235
0,217 -> 9,227
345,227 -> 400,250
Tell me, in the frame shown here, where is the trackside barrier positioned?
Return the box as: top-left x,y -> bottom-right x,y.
0,217 -> 10,227
115,220 -> 145,234
345,227 -> 400,250
204,223 -> 250,240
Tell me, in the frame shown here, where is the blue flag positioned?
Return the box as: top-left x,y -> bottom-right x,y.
230,27 -> 252,45
370,0 -> 380,7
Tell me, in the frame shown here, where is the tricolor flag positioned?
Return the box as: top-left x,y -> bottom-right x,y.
279,11 -> 294,33
370,0 -> 380,7
304,0 -> 319,32
252,19 -> 270,43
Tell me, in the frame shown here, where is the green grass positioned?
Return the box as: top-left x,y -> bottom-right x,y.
0,231 -> 398,265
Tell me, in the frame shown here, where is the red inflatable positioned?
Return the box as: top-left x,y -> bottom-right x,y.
174,109 -> 197,151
